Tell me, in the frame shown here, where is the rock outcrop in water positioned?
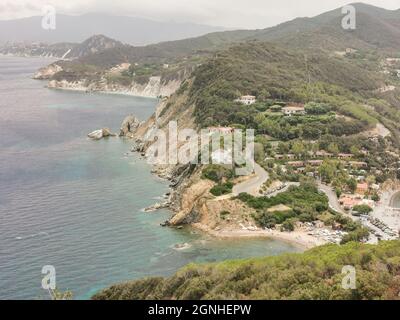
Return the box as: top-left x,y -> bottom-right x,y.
88,128 -> 115,140
119,115 -> 141,138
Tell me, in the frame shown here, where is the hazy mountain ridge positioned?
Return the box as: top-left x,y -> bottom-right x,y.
0,34 -> 123,59
0,13 -> 226,46
42,3 -> 400,73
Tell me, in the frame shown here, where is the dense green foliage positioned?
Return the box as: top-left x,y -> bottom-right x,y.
237,181 -> 328,228
201,165 -> 235,183
189,42 -> 382,134
210,182 -> 234,196
353,205 -> 373,216
93,241 -> 400,300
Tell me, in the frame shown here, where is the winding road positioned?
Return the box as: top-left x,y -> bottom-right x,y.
232,163 -> 269,197
317,182 -> 346,215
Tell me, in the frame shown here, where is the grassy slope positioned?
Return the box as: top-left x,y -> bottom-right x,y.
93,241 -> 400,300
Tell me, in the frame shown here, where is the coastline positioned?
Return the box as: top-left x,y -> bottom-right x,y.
51,69 -> 334,252
45,84 -> 161,99
191,222 -> 327,250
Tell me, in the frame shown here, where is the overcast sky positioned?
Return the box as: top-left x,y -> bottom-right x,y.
0,0 -> 399,28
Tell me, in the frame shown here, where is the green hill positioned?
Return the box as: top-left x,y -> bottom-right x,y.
92,240 -> 400,300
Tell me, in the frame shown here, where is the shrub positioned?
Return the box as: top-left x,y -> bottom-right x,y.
352,205 -> 373,216
210,182 -> 234,196
202,165 -> 235,183
281,220 -> 295,232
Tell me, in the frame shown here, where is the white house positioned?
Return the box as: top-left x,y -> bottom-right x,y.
282,105 -> 306,116
235,95 -> 256,105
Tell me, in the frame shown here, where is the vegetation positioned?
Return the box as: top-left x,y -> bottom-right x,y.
237,180 -> 328,228
201,165 -> 235,183
210,182 -> 234,196
189,42 -> 382,136
93,241 -> 400,300
352,205 -> 373,216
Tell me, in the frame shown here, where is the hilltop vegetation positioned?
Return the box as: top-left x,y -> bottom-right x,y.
189,42 -> 383,133
93,240 -> 400,300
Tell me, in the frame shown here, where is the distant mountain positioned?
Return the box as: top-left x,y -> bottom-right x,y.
5,3 -> 399,62
0,13 -> 225,46
58,3 -> 400,67
144,3 -> 400,53
0,35 -> 123,59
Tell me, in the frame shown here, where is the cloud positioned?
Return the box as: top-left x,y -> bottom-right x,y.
0,0 -> 398,28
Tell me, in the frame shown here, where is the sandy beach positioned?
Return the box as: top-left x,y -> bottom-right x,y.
192,223 -> 328,250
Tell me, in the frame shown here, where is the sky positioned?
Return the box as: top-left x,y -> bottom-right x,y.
0,0 -> 399,28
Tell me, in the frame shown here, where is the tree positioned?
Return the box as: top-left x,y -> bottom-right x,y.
292,141 -> 306,159
277,142 -> 290,154
281,220 -> 295,232
347,178 -> 357,194
254,143 -> 265,163
319,161 -> 336,183
327,142 -> 339,155
350,145 -> 360,156
352,204 -> 373,216
366,175 -> 376,188
371,193 -> 380,202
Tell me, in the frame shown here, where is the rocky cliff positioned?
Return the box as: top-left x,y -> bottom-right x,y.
45,76 -> 182,98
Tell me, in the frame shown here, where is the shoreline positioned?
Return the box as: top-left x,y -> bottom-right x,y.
191,222 -> 327,250
45,84 -> 161,100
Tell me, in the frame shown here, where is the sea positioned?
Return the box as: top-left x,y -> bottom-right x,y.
0,56 -> 300,300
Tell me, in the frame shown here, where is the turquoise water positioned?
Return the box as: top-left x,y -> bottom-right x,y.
0,56 -> 300,300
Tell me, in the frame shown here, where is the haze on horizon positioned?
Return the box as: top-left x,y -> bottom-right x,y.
0,0 -> 399,29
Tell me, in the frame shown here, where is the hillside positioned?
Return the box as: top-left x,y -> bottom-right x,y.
34,3 -> 400,98
92,241 -> 400,300
249,3 -> 400,51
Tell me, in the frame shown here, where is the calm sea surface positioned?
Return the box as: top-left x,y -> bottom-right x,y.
0,56 -> 300,300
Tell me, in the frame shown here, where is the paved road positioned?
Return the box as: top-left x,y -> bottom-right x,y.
317,182 -> 346,215
232,163 -> 269,197
265,182 -> 299,198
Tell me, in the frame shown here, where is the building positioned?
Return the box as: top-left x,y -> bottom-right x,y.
338,153 -> 353,160
356,183 -> 369,195
208,127 -> 234,134
346,48 -> 357,54
339,195 -> 363,211
308,160 -> 323,167
235,95 -> 256,105
349,161 -> 368,169
282,104 -> 306,116
274,154 -> 285,160
315,150 -> 334,158
287,161 -> 305,168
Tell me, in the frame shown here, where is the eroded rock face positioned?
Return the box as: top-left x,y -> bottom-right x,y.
168,168 -> 214,226
88,128 -> 115,140
33,64 -> 63,80
119,115 -> 141,137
